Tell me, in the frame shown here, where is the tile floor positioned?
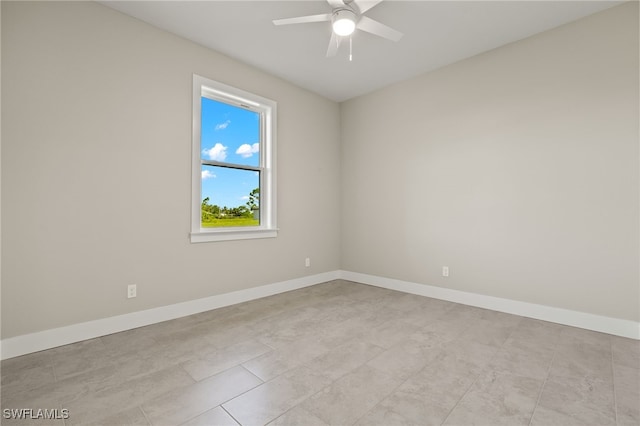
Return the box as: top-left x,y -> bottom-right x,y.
1,280 -> 639,426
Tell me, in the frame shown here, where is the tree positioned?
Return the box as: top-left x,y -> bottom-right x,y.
246,187 -> 260,211
201,197 -> 220,221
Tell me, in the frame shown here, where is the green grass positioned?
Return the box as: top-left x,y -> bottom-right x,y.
202,217 -> 259,228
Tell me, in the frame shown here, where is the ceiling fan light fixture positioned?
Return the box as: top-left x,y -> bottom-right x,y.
332,9 -> 356,36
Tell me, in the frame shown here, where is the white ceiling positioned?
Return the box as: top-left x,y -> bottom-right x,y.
100,0 -> 623,102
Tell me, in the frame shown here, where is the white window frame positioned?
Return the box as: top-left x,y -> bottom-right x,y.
190,74 -> 277,243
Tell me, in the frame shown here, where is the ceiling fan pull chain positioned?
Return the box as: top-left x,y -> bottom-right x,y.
349,35 -> 353,61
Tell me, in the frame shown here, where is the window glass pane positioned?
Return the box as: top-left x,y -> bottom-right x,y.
201,165 -> 260,228
200,97 -> 260,167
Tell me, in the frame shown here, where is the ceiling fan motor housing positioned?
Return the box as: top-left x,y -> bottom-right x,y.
332,8 -> 357,36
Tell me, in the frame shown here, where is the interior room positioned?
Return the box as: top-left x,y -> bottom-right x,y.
1,1 -> 638,425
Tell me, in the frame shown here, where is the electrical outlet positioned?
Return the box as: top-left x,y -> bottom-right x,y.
127,284 -> 137,298
442,266 -> 449,277
305,257 -> 311,267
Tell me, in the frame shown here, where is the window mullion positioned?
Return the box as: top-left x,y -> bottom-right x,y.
201,160 -> 261,172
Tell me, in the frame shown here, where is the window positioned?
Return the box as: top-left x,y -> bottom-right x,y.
191,74 -> 277,243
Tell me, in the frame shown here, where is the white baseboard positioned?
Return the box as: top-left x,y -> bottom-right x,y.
339,270 -> 640,340
0,271 -> 340,360
3,269 -> 638,359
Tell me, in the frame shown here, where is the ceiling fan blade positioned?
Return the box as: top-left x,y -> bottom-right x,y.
326,32 -> 342,57
273,13 -> 331,26
356,15 -> 403,42
352,0 -> 383,14
326,0 -> 346,8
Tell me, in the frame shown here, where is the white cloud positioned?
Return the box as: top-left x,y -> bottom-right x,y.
203,143 -> 227,161
240,195 -> 250,200
215,120 -> 230,131
201,170 -> 216,180
236,143 -> 260,158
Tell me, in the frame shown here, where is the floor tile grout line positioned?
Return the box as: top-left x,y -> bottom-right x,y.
609,337 -> 619,426
175,404 -> 233,426
348,347 -> 444,426
229,356 -> 331,424
256,338 -> 390,426
438,365 -> 484,426
263,403 -> 299,425
215,364 -> 266,407
179,340 -> 275,383
241,329 -> 365,384
438,318 -> 521,426
221,405 -> 242,426
51,363 -> 60,383
526,334 -> 560,426
238,363 -> 266,384
171,365 -> 265,426
139,404 -> 153,426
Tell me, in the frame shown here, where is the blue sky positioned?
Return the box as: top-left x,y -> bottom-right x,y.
201,97 -> 260,208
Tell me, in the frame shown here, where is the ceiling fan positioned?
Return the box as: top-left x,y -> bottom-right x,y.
272,0 -> 403,59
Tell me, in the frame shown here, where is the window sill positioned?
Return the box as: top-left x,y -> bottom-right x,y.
190,228 -> 278,243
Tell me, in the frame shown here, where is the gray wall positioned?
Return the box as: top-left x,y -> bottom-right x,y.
1,1 -> 341,338
340,2 -> 639,322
